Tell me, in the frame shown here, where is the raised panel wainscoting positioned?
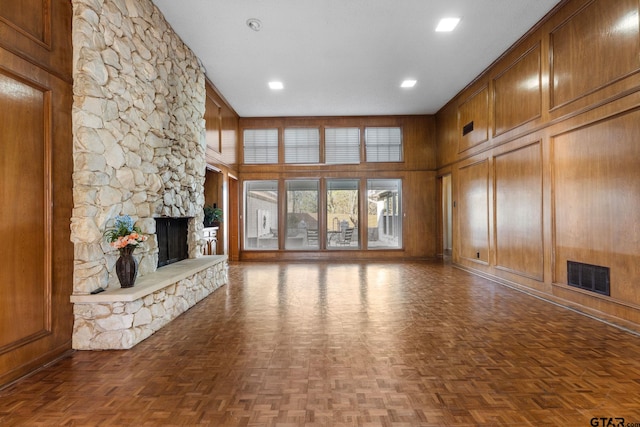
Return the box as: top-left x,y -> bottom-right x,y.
0,0 -> 74,386
437,0 -> 640,331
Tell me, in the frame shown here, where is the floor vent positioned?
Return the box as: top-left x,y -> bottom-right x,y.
567,261 -> 610,296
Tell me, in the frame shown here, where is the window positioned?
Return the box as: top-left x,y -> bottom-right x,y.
243,178 -> 404,252
285,180 -> 319,249
243,129 -> 278,164
244,180 -> 278,249
365,127 -> 402,162
326,179 -> 359,249
325,127 -> 360,164
367,179 -> 402,249
284,128 -> 319,163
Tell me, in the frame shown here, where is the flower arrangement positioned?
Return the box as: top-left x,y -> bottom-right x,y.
104,215 -> 147,251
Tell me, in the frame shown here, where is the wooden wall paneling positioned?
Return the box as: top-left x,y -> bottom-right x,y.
435,176 -> 444,256
0,46 -> 73,386
0,69 -> 49,351
494,142 -> 544,280
205,79 -> 239,170
457,85 -> 489,153
203,169 -> 220,205
436,102 -> 458,167
49,61 -> 73,369
220,104 -> 238,167
541,132 -> 554,293
402,115 -> 437,170
0,0 -> 71,82
228,175 -> 239,261
205,90 -> 221,154
552,109 -> 640,305
435,0 -> 640,330
0,0 -> 48,44
552,284 -> 640,328
403,171 -> 437,257
204,80 -> 240,257
493,43 -> 542,137
550,0 -> 640,110
457,159 -> 490,264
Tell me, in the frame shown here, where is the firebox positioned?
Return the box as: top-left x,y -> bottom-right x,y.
156,217 -> 189,267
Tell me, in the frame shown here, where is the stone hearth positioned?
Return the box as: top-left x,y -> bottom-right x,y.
71,256 -> 227,350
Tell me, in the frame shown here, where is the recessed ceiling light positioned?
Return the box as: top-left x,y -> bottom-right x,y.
436,17 -> 460,32
401,79 -> 417,88
246,18 -> 262,31
269,81 -> 284,90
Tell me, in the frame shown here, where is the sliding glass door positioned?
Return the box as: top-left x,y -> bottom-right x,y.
367,179 -> 402,249
243,178 -> 402,251
326,179 -> 359,249
285,180 -> 319,250
244,180 -> 278,250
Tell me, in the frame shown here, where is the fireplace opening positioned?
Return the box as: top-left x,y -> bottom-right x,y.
156,217 -> 189,267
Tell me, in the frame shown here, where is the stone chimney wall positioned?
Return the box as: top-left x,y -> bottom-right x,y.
71,0 -> 207,294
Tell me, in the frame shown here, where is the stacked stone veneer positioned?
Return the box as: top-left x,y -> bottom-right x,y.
70,0 -> 226,349
71,0 -> 208,294
72,258 -> 228,350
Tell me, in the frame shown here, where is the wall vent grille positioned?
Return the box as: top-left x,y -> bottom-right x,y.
567,261 -> 610,296
462,121 -> 474,136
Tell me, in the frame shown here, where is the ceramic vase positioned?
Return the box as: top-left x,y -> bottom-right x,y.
116,245 -> 138,288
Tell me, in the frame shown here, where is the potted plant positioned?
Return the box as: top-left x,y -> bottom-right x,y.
203,204 -> 223,227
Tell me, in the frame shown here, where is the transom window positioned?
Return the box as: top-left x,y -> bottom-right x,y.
284,128 -> 320,164
243,129 -> 278,164
242,126 -> 404,165
365,127 -> 403,162
325,127 -> 360,164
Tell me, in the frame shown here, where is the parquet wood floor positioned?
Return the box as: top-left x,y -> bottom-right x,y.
2,261 -> 640,426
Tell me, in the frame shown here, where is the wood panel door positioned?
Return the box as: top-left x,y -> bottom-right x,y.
457,160 -> 490,264
0,45 -> 73,386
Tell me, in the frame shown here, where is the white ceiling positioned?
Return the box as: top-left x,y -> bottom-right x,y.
151,0 -> 561,117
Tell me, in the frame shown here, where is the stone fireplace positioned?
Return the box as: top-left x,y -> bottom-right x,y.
69,0 -> 227,350
71,0 -> 209,293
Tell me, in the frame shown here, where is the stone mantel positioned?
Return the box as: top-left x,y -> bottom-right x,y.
71,255 -> 226,303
